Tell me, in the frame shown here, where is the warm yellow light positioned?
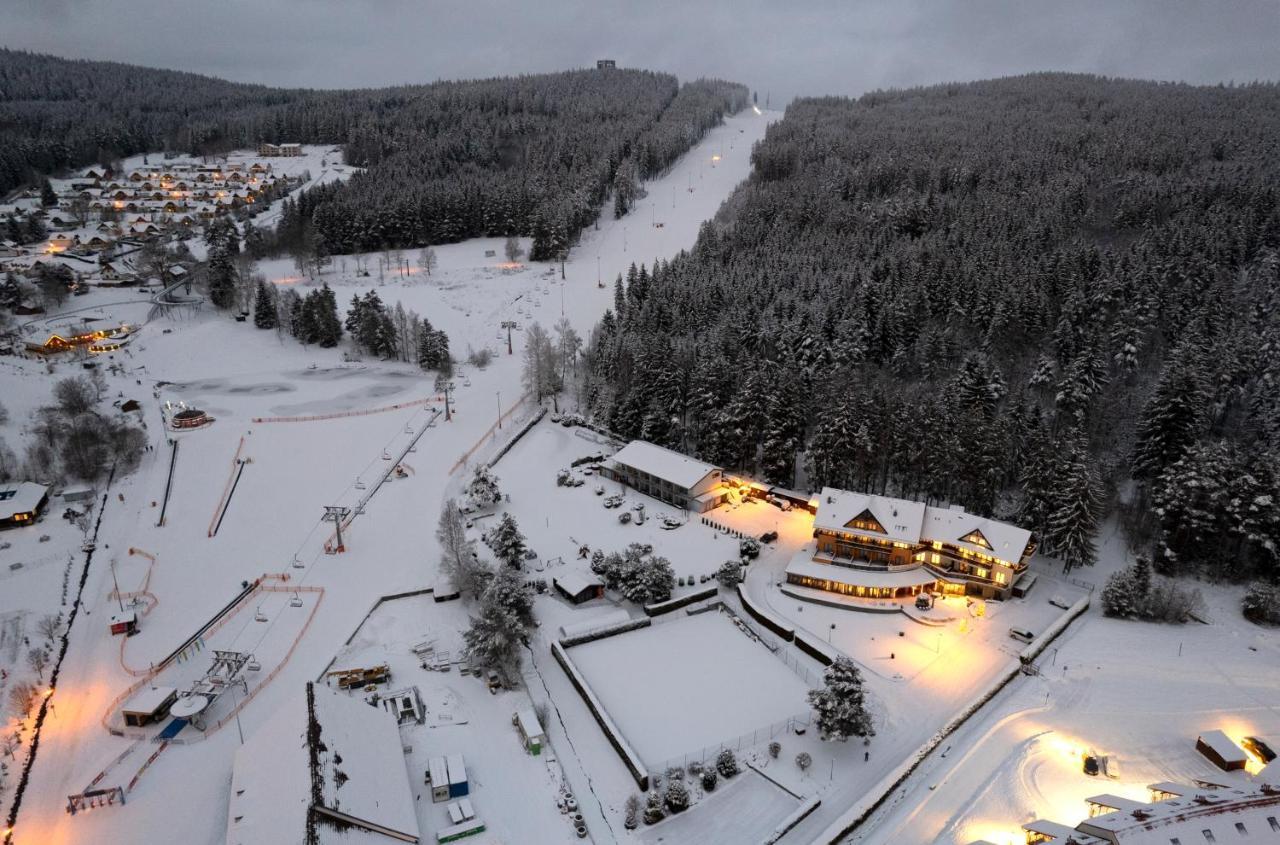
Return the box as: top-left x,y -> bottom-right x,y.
711,155 -> 721,162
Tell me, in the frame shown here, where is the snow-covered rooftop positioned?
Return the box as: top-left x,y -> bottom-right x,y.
607,440 -> 720,490
1075,783 -> 1280,844
0,481 -> 49,520
1199,729 -> 1249,765
786,552 -> 941,590
122,685 -> 175,715
814,487 -> 1033,563
226,682 -> 419,845
552,568 -> 603,597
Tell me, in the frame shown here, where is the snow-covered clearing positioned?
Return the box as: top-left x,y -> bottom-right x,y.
570,612 -> 811,766
4,108 -> 775,845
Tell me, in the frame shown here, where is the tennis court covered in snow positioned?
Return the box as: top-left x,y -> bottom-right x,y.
569,610 -> 810,766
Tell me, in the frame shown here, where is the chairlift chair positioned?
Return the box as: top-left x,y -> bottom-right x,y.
382,450 -> 392,460
291,555 -> 305,569
253,606 -> 267,622
354,480 -> 367,490
289,592 -> 303,608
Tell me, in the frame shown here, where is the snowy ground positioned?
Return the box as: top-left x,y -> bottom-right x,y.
2,108 -> 776,844
569,611 -> 811,766
322,593 -> 581,845
844,540 -> 1280,845
638,770 -> 799,845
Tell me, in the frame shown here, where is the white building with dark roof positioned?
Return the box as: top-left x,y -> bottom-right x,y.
226,682 -> 420,844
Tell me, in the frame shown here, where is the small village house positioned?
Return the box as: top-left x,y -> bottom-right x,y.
0,482 -> 50,529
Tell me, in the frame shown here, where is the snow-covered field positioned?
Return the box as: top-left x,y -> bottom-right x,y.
2,108 -> 776,845
570,611 -> 811,766
324,593 -> 579,845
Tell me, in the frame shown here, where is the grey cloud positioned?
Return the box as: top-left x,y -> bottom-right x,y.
1,0 -> 1278,101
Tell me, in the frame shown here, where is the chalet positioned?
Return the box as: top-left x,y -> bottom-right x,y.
599,440 -> 729,513
227,682 -> 420,844
553,569 -> 605,604
788,488 -> 1036,600
1,482 -> 50,529
27,322 -> 132,355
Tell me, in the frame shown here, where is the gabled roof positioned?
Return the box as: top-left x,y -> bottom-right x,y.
608,441 -> 720,490
922,505 -> 1033,562
813,488 -> 926,545
815,488 -> 1033,563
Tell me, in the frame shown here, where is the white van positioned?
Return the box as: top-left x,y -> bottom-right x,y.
1008,627 -> 1035,643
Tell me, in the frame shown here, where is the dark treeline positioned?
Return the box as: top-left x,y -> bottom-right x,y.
0,49 -> 746,259
584,74 -> 1280,580
280,75 -> 747,260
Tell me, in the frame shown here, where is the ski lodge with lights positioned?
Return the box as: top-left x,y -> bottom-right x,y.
24,320 -> 134,355
785,488 -> 1036,601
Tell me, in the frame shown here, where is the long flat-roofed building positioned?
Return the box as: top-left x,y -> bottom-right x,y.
1015,781 -> 1280,845
599,440 -> 728,513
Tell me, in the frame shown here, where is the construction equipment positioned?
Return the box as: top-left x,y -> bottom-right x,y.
327,664 -> 391,690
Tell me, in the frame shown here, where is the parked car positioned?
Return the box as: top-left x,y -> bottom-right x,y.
1048,595 -> 1071,610
1242,736 -> 1277,763
660,517 -> 681,530
767,495 -> 792,511
1082,754 -> 1100,776
915,593 -> 933,610
1008,627 -> 1035,643
759,530 -> 779,544
594,485 -> 606,496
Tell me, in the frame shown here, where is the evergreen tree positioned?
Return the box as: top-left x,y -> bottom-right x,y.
664,778 -> 690,813
1131,344 -> 1206,479
253,277 -> 277,329
466,465 -> 502,508
462,599 -> 522,677
39,178 -> 57,207
1045,439 -> 1102,573
207,247 -> 238,310
807,656 -> 875,742
643,790 -> 665,825
311,283 -> 342,347
481,566 -> 535,629
487,514 -> 527,568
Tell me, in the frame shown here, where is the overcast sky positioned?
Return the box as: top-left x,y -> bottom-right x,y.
4,0 -> 1279,103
